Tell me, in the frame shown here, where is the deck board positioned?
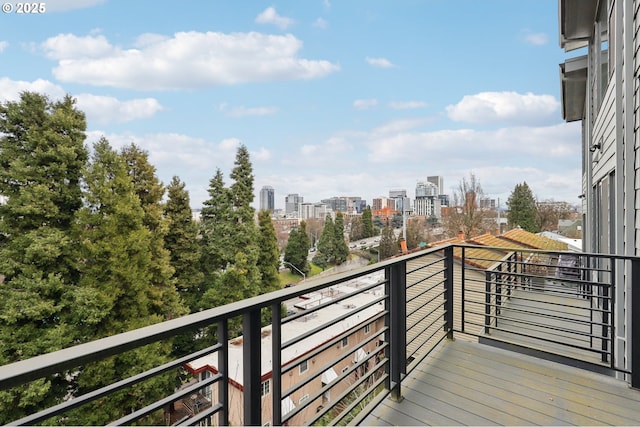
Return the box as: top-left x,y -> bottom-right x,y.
361,339 -> 640,426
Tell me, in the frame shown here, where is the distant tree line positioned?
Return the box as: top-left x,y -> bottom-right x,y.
0,92 -> 280,425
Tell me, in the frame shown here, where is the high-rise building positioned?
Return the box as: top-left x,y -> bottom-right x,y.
427,176 -> 444,195
285,193 -> 303,216
415,181 -> 441,218
415,181 -> 438,198
389,189 -> 410,213
260,186 -> 275,213
372,197 -> 396,212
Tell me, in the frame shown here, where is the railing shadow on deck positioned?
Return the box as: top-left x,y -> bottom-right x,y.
1,244 -> 639,426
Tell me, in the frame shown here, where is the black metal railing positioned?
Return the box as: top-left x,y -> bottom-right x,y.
0,244 -> 638,426
457,245 -> 636,377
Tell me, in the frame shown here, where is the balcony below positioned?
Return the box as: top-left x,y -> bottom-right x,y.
363,337 -> 640,426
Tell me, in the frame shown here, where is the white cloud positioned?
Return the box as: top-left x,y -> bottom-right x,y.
41,33 -> 114,60
255,7 -> 294,30
75,94 -> 163,124
365,123 -> 579,164
365,57 -> 395,68
0,77 -> 65,101
371,117 -> 431,135
251,147 -> 272,162
42,31 -> 339,90
353,99 -> 378,110
313,18 -> 328,29
0,41 -> 8,53
523,31 -> 549,46
225,105 -> 278,118
389,101 -> 427,110
446,91 -> 559,125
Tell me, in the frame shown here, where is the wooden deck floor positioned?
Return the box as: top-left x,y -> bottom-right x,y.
361,338 -> 640,426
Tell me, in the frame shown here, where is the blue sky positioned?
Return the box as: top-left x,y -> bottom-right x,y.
0,0 -> 581,210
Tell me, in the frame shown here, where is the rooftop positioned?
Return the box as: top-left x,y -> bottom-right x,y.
187,273 -> 385,382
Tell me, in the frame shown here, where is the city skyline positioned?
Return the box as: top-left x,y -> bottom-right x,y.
0,1 -> 579,210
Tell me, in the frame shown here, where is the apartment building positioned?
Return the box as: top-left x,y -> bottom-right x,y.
186,275 -> 385,426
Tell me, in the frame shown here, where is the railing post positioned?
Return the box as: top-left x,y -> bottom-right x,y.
386,260 -> 406,402
218,319 -> 229,427
632,258 -> 640,389
271,304 -> 282,426
444,246 -> 454,339
243,309 -> 262,425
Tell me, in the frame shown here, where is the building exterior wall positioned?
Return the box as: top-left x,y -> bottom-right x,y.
197,317 -> 385,426
559,0 -> 640,381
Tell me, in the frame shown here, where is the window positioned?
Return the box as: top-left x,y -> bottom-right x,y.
299,360 -> 308,374
261,379 -> 270,397
364,323 -> 371,334
200,371 -> 212,400
299,394 -> 310,405
341,336 -> 349,347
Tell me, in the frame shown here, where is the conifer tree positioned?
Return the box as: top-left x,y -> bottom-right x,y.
507,182 -> 539,232
257,210 -> 281,294
228,145 -> 260,298
200,169 -> 234,279
164,176 -> 203,313
70,138 -> 175,424
317,215 -> 335,264
284,224 -> 310,276
120,144 -> 186,320
333,212 -> 350,264
362,206 -> 375,238
0,92 -> 87,424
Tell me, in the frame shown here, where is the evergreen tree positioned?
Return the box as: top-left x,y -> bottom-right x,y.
164,176 -> 203,313
333,212 -> 350,264
121,144 -> 186,320
200,169 -> 233,283
379,225 -> 399,260
349,216 -> 364,241
227,145 -> 259,299
257,210 -> 281,294
70,138 -> 175,424
0,92 -> 87,424
507,182 -> 539,232
362,206 -> 375,238
317,215 -> 335,264
199,145 -> 260,314
284,225 -> 310,276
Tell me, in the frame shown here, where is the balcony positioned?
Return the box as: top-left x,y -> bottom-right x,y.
1,244 -> 640,425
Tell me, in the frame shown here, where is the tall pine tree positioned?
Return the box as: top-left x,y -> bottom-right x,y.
507,182 -> 539,233
164,176 -> 203,313
198,146 -> 260,302
362,206 -> 375,238
333,212 -> 350,264
257,210 -> 281,294
284,223 -> 310,276
120,144 -> 186,320
317,215 -> 335,263
69,138 -> 176,424
0,92 -> 88,424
